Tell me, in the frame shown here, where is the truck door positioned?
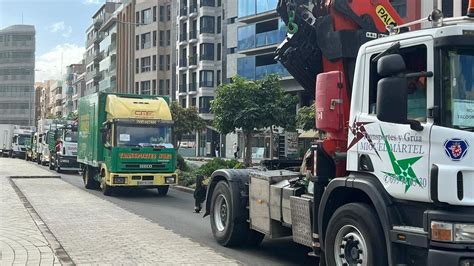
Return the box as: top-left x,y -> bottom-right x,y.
353,38 -> 434,203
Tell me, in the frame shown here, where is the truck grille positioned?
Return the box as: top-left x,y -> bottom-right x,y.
122,162 -> 168,170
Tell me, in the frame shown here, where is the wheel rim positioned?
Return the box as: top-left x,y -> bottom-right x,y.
213,194 -> 229,232
334,225 -> 368,266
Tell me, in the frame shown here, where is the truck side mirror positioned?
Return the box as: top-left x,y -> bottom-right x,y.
376,54 -> 408,124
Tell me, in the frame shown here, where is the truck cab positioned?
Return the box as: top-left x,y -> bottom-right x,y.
49,124 -> 79,173
11,126 -> 35,159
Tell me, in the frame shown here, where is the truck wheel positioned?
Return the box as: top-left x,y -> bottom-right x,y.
210,181 -> 264,247
325,203 -> 387,266
83,167 -> 100,189
101,178 -> 114,196
157,186 -> 169,196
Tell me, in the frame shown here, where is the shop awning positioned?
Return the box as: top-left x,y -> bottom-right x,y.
299,130 -> 319,139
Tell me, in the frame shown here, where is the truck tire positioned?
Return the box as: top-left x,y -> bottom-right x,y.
210,181 -> 264,247
324,203 -> 387,266
83,167 -> 100,189
101,182 -> 114,196
157,185 -> 169,196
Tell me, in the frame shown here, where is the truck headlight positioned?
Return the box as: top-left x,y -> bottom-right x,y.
165,176 -> 175,184
113,176 -> 126,184
455,223 -> 474,242
431,221 -> 474,243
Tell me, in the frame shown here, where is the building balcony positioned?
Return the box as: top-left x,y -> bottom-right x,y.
200,27 -> 215,34
199,81 -> 213,88
189,83 -> 197,92
179,59 -> 188,68
189,5 -> 198,16
255,63 -> 290,80
179,7 -> 188,18
199,54 -> 214,61
237,0 -> 279,24
189,30 -> 197,41
179,33 -> 187,43
199,107 -> 211,113
179,84 -> 187,93
238,28 -> 286,55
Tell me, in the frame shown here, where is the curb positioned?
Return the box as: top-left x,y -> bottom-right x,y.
172,185 -> 194,194
10,176 -> 61,179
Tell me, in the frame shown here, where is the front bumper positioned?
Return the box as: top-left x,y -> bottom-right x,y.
13,151 -> 25,157
107,172 -> 178,187
58,155 -> 80,170
425,210 -> 474,266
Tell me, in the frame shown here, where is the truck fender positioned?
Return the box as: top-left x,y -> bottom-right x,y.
203,169 -> 254,218
100,164 -> 109,184
318,173 -> 399,265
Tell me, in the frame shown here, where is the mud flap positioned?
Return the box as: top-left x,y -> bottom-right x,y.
290,196 -> 313,247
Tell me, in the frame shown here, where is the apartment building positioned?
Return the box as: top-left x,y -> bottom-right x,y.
0,25 -> 35,126
133,0 -> 176,98
72,72 -> 86,112
50,81 -> 63,117
176,0 -> 225,156
63,63 -> 85,117
84,2 -> 121,96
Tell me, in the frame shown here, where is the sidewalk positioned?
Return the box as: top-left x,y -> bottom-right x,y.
0,158 -> 60,265
0,158 -> 238,265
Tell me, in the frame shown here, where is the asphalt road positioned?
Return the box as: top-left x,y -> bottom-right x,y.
32,163 -> 316,265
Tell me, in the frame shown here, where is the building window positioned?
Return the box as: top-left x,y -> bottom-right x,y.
166,54 -> 170,70
141,81 -> 151,95
135,35 -> 140,50
166,30 -> 171,46
389,0 -> 407,18
217,16 -> 221,33
141,8 -> 152,24
166,79 -> 170,95
135,82 -> 139,94
191,97 -> 196,107
218,0 -> 221,6
153,31 -> 157,47
200,43 -> 215,61
153,6 -> 157,22
141,32 -> 151,49
135,59 -> 140,73
153,55 -> 157,71
135,11 -> 140,24
152,79 -> 157,94
159,6 -> 165,21
159,31 -> 164,46
201,0 -> 215,7
159,55 -> 164,70
199,96 -> 213,113
141,56 -> 151,72
166,5 -> 171,21
200,16 -> 215,34
199,70 -> 214,87
228,47 -> 236,54
159,79 -> 164,95
181,98 -> 186,108
228,17 -> 236,24
217,43 -> 221,61
217,70 -> 221,86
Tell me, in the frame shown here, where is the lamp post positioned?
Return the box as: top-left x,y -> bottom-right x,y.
112,18 -> 149,94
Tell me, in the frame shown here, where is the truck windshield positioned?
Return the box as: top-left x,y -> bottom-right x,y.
442,47 -> 474,131
116,124 -> 172,147
18,135 -> 29,145
64,129 -> 78,142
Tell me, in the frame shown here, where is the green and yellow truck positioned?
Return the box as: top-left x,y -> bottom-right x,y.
77,92 -> 177,196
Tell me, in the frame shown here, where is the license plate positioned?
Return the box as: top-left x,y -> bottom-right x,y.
138,180 -> 153,185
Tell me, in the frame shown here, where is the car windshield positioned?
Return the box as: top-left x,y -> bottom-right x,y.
64,129 -> 78,142
116,123 -> 172,148
18,135 -> 29,145
442,47 -> 474,131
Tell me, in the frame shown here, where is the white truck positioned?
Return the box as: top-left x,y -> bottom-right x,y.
202,2 -> 474,266
11,125 -> 35,159
0,124 -> 15,157
36,119 -> 53,165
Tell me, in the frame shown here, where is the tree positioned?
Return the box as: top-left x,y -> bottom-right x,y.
170,101 -> 206,148
296,104 -> 316,131
212,75 -> 298,166
67,111 -> 78,121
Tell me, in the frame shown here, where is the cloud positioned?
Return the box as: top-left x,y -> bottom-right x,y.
35,43 -> 84,82
83,0 -> 102,4
48,21 -> 73,38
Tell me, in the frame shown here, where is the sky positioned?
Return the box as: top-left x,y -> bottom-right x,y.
0,0 -> 107,82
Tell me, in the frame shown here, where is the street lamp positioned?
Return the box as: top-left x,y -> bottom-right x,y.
111,18 -> 149,94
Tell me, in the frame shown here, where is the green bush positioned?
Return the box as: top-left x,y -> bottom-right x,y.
177,153 -> 190,171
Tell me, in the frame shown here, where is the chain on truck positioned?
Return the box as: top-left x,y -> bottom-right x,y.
201,0 -> 474,265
